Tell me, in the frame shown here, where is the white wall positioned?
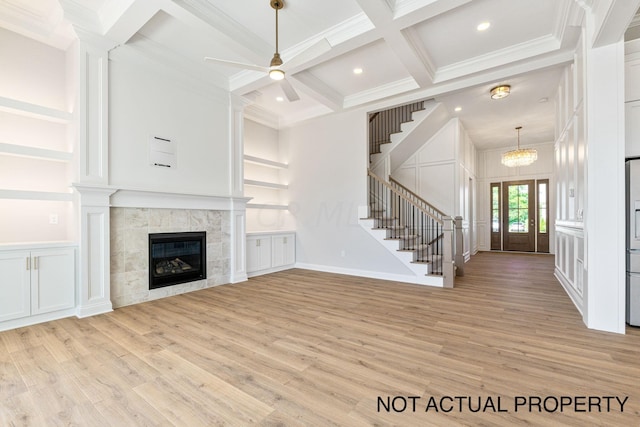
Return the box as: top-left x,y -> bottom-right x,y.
393,117 -> 477,257
0,28 -> 67,110
393,119 -> 457,214
108,53 -> 231,196
283,109 -> 414,276
476,142 -> 555,253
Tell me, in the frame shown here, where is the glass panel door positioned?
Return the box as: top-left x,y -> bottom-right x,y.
502,180 -> 536,252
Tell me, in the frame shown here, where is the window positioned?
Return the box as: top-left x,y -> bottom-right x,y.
538,181 -> 548,234
491,184 -> 500,232
507,184 -> 529,233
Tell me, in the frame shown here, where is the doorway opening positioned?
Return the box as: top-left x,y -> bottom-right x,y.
490,179 -> 549,252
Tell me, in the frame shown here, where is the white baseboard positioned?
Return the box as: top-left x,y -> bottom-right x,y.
0,307 -> 78,332
76,302 -> 113,318
554,268 -> 584,316
247,264 -> 295,278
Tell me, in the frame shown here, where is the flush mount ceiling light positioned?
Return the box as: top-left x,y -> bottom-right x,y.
501,126 -> 537,167
490,84 -> 511,99
477,22 -> 491,31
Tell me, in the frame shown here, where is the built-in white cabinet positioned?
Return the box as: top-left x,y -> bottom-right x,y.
626,49 -> 640,157
247,234 -> 272,273
0,245 -> 75,326
626,100 -> 640,158
246,232 -> 295,277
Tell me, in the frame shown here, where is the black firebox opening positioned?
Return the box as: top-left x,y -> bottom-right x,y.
149,231 -> 206,289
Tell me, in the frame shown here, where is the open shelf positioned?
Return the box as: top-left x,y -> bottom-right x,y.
246,203 -> 289,210
244,155 -> 288,169
0,96 -> 72,124
0,189 -> 74,202
0,142 -> 72,162
244,179 -> 288,190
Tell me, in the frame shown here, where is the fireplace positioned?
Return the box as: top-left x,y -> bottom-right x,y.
149,232 -> 206,289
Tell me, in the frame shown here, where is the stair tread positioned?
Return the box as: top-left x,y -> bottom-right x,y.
384,235 -> 419,240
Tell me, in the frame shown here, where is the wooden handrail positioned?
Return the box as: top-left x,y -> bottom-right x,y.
369,111 -> 380,123
368,169 -> 445,225
388,176 -> 447,220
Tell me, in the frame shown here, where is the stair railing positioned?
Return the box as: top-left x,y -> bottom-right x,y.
368,169 -> 455,286
369,101 -> 425,159
389,177 -> 447,222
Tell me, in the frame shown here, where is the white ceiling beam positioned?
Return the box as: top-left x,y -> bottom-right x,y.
100,0 -> 161,46
355,0 -> 434,87
166,0 -> 272,66
589,0 -> 640,47
290,71 -> 344,111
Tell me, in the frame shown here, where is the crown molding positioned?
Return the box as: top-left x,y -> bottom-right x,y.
243,104 -> 281,129
344,77 -> 419,109
0,0 -> 76,50
434,34 -> 562,84
59,0 -> 102,34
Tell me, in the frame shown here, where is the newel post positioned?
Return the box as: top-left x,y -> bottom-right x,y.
455,216 -> 464,276
442,217 -> 455,288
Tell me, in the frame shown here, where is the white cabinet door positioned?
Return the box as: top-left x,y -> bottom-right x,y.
626,57 -> 640,102
31,248 -> 75,315
0,251 -> 31,322
247,236 -> 272,273
272,234 -> 295,268
626,100 -> 640,158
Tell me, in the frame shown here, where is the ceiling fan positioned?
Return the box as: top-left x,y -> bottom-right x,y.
204,0 -> 330,102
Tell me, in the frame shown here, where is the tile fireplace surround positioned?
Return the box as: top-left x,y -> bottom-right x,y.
110,207 -> 231,308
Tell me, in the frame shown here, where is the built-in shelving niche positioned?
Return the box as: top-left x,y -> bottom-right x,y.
0,97 -> 75,244
243,154 -> 289,210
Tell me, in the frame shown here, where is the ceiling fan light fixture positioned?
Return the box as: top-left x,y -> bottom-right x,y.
490,84 -> 511,99
269,68 -> 285,80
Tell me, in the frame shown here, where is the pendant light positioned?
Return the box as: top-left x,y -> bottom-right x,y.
501,126 -> 537,167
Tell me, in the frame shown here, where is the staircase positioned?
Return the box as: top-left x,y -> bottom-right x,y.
369,101 -> 451,178
360,101 -> 457,287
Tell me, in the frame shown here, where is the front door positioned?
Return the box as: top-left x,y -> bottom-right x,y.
502,180 -> 535,252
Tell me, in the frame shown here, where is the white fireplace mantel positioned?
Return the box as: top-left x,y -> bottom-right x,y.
110,187 -> 252,211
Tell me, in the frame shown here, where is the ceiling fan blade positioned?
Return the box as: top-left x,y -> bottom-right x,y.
280,78 -> 300,102
204,57 -> 269,73
283,38 -> 331,70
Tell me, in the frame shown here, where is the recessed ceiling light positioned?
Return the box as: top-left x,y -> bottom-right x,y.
276,96 -> 284,102
454,106 -> 462,112
353,67 -> 363,75
477,22 -> 491,31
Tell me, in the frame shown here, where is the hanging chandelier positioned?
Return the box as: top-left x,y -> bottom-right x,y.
501,126 -> 537,167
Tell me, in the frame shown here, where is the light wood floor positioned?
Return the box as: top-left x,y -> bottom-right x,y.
2,252 -> 640,426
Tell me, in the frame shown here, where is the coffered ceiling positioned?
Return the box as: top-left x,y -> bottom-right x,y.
1,0 -> 638,149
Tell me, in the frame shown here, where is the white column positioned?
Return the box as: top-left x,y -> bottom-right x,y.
230,197 -> 251,283
73,185 -> 116,317
584,14 -> 626,333
69,28 -> 117,317
228,94 -> 252,283
74,29 -> 114,185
